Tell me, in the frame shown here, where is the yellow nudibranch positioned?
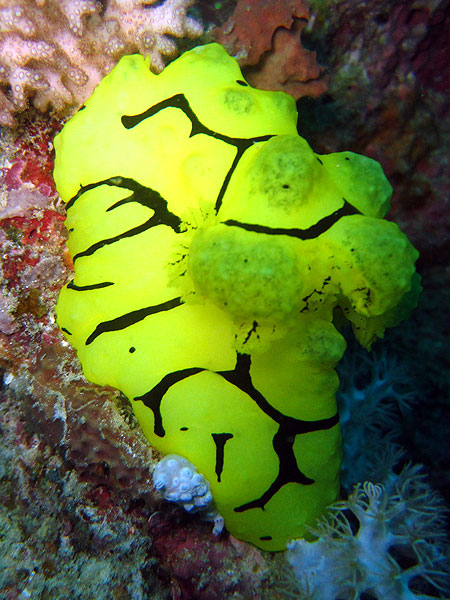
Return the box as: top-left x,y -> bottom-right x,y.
54,43 -> 420,550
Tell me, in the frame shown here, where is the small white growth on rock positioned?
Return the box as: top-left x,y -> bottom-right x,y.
153,454 -> 224,535
3,372 -> 14,386
153,454 -> 212,510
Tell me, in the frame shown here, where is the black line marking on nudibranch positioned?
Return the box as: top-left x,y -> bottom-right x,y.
85,297 -> 182,345
223,201 -> 360,240
60,62 -> 367,546
68,177 -> 182,263
105,194 -> 135,211
66,177 -> 118,211
133,352 -> 339,511
121,94 -> 273,214
243,321 -> 258,345
236,80 -> 248,86
301,280 -> 328,309
68,281 -> 114,291
218,354 -> 285,424
135,367 -> 204,436
216,354 -> 339,513
61,327 -> 72,335
234,414 -> 339,512
212,433 -> 234,482
72,91 -> 348,517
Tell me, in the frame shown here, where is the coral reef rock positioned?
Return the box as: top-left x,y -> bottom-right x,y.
303,0 -> 450,267
0,0 -> 203,126
213,0 -> 328,99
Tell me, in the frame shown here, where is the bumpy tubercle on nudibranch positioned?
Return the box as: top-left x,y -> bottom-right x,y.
54,43 -> 420,551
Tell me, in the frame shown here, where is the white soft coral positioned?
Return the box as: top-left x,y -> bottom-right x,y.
337,347 -> 416,487
287,464 -> 449,600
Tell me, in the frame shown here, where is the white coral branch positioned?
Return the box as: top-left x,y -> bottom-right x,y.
58,0 -> 99,37
287,464 -> 449,600
0,0 -> 203,126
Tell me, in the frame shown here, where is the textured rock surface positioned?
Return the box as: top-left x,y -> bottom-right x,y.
0,0 -> 203,126
302,0 -> 450,267
213,0 -> 328,99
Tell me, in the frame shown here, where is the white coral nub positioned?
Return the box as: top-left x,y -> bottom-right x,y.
154,455 -> 213,511
153,455 -> 224,535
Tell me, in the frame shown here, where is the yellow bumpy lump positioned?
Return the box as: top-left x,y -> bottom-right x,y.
54,43 -> 420,550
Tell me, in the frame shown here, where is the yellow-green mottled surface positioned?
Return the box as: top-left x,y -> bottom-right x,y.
54,43 -> 419,550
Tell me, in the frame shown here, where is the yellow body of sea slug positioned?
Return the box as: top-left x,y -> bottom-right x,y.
54,43 -> 420,550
